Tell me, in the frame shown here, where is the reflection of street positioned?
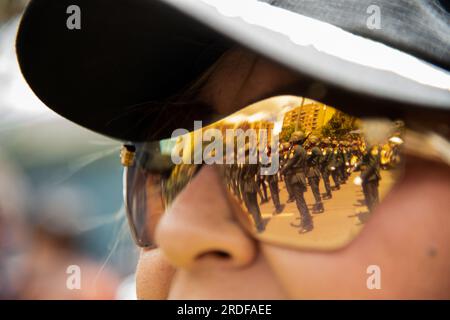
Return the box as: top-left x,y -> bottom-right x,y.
256,170 -> 397,249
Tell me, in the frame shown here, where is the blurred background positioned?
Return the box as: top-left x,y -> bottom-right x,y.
0,0 -> 138,299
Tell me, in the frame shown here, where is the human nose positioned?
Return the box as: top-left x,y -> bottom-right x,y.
155,166 -> 257,270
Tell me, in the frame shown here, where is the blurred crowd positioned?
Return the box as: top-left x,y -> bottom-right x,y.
0,2 -> 138,300
0,151 -> 136,299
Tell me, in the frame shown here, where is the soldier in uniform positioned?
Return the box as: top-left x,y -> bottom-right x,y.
257,173 -> 269,204
278,144 -> 284,182
330,140 -> 341,190
342,141 -> 351,179
306,135 -> 324,213
239,145 -> 265,232
319,138 -> 333,200
280,131 -> 313,233
262,146 -> 284,213
280,142 -> 295,203
360,145 -> 381,212
336,141 -> 347,184
350,140 -> 363,171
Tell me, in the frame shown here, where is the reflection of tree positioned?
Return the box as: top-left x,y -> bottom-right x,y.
321,111 -> 357,138
280,123 -> 295,142
280,122 -> 305,142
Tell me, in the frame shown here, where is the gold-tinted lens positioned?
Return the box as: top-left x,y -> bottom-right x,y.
126,96 -> 404,250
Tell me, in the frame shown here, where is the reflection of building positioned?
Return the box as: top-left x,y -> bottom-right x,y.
283,102 -> 336,134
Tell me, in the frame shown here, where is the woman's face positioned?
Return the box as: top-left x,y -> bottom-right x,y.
135,50 -> 450,299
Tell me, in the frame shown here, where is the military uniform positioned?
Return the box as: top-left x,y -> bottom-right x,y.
239,162 -> 265,231
281,147 -> 295,202
261,162 -> 283,213
319,141 -> 333,199
343,143 -> 352,179
306,137 -> 324,213
360,147 -> 381,211
336,145 -> 347,184
350,144 -> 363,171
330,142 -> 341,189
257,174 -> 268,203
280,132 -> 313,232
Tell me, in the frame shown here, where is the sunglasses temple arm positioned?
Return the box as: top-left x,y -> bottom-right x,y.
404,130 -> 450,166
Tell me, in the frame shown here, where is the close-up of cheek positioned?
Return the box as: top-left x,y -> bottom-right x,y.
166,253 -> 288,300
136,248 -> 176,300
262,158 -> 450,299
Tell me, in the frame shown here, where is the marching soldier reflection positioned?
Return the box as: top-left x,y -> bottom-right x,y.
261,146 -> 284,214
280,131 -> 314,233
319,138 -> 333,199
336,142 -> 348,185
239,144 -> 265,232
330,140 -> 341,190
350,141 -> 363,170
167,101 -> 402,239
306,136 -> 324,213
257,174 -> 269,204
359,145 -> 381,211
280,142 -> 295,203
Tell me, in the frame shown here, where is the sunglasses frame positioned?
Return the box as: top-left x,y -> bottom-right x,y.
121,114 -> 450,249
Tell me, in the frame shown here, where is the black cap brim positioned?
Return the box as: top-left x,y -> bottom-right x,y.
16,0 -> 231,141
16,0 -> 450,142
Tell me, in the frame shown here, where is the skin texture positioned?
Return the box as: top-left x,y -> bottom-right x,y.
136,49 -> 450,299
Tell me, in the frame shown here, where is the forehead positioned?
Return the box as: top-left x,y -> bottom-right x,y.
199,48 -> 302,116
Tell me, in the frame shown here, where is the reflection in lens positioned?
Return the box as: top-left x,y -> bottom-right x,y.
214,97 -> 403,250
124,143 -> 173,248
125,96 -> 404,250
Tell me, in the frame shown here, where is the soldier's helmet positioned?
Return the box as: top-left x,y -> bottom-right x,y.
308,135 -> 320,145
332,140 -> 338,146
289,131 -> 306,143
322,138 -> 331,145
282,142 -> 291,150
